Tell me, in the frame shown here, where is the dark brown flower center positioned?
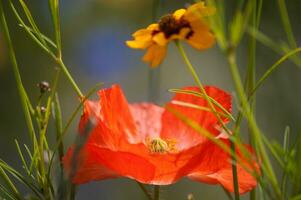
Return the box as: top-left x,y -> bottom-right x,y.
158,14 -> 191,38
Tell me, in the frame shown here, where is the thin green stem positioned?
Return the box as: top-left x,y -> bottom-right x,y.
136,182 -> 153,200
176,41 -> 241,200
56,58 -> 83,97
277,0 -> 297,48
154,185 -> 160,200
0,0 -> 39,157
251,47 -> 301,96
226,49 -> 281,198
53,93 -> 64,170
231,141 -> 240,200
10,0 -> 82,98
38,70 -> 60,199
247,0 -> 262,198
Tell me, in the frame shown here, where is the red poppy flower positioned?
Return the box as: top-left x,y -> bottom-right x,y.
63,84 -> 258,194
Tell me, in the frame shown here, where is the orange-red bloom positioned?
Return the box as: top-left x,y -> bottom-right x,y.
63,85 -> 258,194
126,2 -> 215,67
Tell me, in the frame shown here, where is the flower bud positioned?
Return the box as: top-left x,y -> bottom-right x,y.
37,81 -> 50,93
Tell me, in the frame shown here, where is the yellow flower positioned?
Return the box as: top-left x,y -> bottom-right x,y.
126,2 -> 216,68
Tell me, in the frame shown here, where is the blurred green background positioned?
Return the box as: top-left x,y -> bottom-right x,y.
0,0 -> 300,199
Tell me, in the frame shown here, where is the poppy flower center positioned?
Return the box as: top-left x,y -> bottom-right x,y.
158,14 -> 191,38
146,137 -> 177,154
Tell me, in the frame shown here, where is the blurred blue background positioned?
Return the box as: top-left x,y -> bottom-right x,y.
0,0 -> 301,199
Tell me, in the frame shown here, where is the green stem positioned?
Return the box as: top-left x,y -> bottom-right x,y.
176,41 -> 240,200
226,49 -> 281,198
277,0 -> 297,48
56,58 -> 83,98
136,182 -> 153,200
38,69 -> 60,199
154,185 -> 160,200
231,141 -> 240,200
0,0 -> 38,147
247,0 -> 261,198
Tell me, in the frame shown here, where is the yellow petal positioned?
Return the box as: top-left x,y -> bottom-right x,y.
147,23 -> 159,31
184,2 -> 215,22
173,9 -> 186,20
132,28 -> 152,37
127,28 -> 153,49
169,27 -> 191,40
143,44 -> 167,68
126,40 -> 152,49
186,29 -> 215,50
152,32 -> 168,46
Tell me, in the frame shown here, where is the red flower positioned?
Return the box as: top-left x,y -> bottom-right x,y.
63,84 -> 258,194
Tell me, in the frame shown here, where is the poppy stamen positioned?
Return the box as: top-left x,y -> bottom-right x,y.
147,137 -> 177,154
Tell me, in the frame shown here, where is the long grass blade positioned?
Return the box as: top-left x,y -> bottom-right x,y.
0,167 -> 22,200
14,140 -> 30,175
48,0 -> 61,56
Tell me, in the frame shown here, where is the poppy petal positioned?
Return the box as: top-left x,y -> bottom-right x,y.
161,86 -> 231,150
63,146 -> 118,184
188,139 -> 258,194
129,103 -> 164,143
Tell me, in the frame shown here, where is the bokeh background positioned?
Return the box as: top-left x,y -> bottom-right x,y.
0,0 -> 301,199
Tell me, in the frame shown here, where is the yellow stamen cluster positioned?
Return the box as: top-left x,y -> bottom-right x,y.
147,137 -> 177,154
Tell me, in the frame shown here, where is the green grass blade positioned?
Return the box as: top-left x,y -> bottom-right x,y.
52,93 -> 64,163
0,167 -> 22,200
277,0 -> 297,48
0,183 -> 18,200
0,160 -> 42,198
251,47 -> 301,96
14,140 -> 30,175
0,0 -> 40,156
247,27 -> 301,69
48,0 -> 61,56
